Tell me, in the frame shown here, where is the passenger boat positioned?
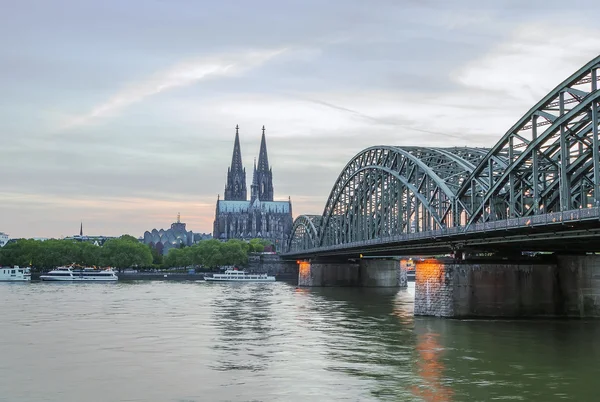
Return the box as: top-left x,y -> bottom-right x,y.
40,266 -> 118,282
205,269 -> 275,282
0,266 -> 31,282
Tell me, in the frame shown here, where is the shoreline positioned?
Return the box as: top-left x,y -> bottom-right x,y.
30,272 -> 298,282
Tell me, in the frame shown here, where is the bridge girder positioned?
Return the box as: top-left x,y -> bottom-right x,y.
288,215 -> 321,253
456,57 -> 600,227
318,146 -> 490,247
286,55 -> 600,255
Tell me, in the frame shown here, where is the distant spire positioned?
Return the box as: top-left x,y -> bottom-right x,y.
177,212 -> 181,223
252,125 -> 274,201
257,125 -> 269,171
224,125 -> 248,201
231,125 -> 243,172
80,221 -> 83,237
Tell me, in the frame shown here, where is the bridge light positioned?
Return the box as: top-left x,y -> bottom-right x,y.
359,254 -> 363,258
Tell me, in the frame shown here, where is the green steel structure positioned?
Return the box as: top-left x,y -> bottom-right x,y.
286,55 -> 600,257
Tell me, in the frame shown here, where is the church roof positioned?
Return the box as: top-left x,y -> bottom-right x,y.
217,200 -> 290,213
218,200 -> 250,213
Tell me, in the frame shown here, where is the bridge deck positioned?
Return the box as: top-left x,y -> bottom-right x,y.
284,207 -> 600,258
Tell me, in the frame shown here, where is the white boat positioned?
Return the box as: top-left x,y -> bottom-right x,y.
205,269 -> 275,282
40,266 -> 118,282
0,266 -> 31,282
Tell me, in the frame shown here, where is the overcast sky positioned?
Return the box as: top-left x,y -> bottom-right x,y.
1,0 -> 599,238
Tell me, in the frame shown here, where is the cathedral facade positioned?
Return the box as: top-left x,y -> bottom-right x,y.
213,126 -> 293,251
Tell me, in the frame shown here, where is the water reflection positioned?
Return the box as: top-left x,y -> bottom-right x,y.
3,281 -> 600,402
418,318 -> 600,401
298,286 -> 600,402
412,324 -> 453,402
302,286 -> 421,400
209,283 -> 275,373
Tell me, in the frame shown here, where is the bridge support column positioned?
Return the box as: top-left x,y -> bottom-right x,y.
297,259 -> 360,287
414,256 -> 600,318
556,255 -> 600,317
358,259 -> 406,287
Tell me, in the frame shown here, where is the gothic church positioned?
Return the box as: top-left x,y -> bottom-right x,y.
213,126 -> 293,250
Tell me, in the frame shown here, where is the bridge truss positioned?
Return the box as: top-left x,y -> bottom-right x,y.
286,56 -> 600,255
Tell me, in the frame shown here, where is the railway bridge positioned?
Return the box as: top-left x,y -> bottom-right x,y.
282,56 -> 600,318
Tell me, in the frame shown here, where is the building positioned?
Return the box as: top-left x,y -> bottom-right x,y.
0,232 -> 9,247
63,222 -> 115,246
213,125 -> 293,250
193,233 -> 213,243
143,214 -> 195,255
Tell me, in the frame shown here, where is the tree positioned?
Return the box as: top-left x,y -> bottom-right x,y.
101,238 -> 152,271
248,238 -> 265,253
119,234 -> 140,243
221,240 -> 248,266
149,245 -> 163,266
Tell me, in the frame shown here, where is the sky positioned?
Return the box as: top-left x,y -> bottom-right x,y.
1,0 -> 599,239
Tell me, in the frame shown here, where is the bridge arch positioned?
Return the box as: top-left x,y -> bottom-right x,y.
284,55 -> 600,254
318,146 -> 489,247
288,215 -> 321,253
455,55 -> 600,227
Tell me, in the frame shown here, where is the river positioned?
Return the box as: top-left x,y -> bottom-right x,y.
1,281 -> 599,401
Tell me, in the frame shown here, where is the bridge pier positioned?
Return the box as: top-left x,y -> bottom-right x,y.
298,259 -> 359,287
359,259 -> 407,287
297,258 -> 406,287
414,255 -> 600,318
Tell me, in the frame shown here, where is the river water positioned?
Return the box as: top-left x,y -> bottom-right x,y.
1,281 -> 599,402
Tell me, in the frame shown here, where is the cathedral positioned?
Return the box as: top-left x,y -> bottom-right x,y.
213,125 -> 293,250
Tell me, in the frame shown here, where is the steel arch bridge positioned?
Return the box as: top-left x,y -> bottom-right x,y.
286,55 -> 600,257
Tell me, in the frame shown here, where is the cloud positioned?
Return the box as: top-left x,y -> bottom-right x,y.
59,48 -> 287,129
454,23 -> 600,104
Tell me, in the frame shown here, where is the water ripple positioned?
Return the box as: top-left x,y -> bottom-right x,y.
1,282 -> 600,401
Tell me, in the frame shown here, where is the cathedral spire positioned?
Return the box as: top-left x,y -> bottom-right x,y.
224,125 -> 247,201
252,125 -> 274,201
253,158 -> 257,183
230,125 -> 243,172
257,125 -> 269,172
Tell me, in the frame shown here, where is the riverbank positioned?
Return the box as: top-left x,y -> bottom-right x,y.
30,271 -> 298,282
29,272 -> 205,281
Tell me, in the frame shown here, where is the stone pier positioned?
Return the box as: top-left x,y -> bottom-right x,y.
359,259 -> 406,287
297,258 -> 406,287
298,259 -> 360,287
414,255 -> 600,318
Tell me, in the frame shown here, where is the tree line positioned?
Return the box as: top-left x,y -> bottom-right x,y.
0,236 -> 271,271
162,238 -> 270,269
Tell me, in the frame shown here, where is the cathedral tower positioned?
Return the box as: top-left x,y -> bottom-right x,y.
224,125 -> 247,201
251,126 -> 274,202
214,125 -> 292,249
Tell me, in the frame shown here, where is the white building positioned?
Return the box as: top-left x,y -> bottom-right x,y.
0,232 -> 9,247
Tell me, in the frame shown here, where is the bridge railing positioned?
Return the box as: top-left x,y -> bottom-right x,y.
286,207 -> 600,254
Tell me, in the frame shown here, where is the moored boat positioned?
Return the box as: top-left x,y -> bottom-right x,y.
40,266 -> 118,282
205,269 -> 275,282
0,266 -> 31,282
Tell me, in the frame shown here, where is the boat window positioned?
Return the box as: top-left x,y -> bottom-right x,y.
11,270 -> 15,274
